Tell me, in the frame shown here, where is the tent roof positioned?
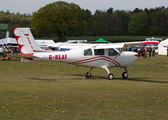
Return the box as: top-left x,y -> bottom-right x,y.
160,39 -> 168,44
95,38 -> 111,43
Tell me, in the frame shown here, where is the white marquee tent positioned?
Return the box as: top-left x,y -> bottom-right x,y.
158,39 -> 168,55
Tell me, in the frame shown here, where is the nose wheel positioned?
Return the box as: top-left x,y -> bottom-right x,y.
122,68 -> 129,79
85,68 -> 92,78
85,72 -> 91,78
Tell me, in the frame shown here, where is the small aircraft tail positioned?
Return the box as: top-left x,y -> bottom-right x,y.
12,28 -> 43,55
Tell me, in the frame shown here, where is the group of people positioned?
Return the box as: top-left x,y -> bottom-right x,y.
148,47 -> 155,57
127,47 -> 138,52
139,47 -> 155,58
127,46 -> 155,58
1,46 -> 20,59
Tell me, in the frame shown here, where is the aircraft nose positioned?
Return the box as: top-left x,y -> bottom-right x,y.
134,53 -> 141,57
125,52 -> 140,66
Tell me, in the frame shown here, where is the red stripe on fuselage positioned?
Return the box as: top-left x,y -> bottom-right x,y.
71,56 -> 120,67
33,50 -> 54,52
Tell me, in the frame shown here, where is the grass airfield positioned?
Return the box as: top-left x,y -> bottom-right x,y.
0,55 -> 168,120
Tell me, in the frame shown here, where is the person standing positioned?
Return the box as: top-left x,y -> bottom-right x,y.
2,46 -> 4,58
135,47 -> 138,53
149,47 -> 152,57
152,48 -> 155,57
143,47 -> 146,58
2,46 -> 6,58
167,47 -> 168,57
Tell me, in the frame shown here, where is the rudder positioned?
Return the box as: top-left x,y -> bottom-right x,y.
13,28 -> 43,55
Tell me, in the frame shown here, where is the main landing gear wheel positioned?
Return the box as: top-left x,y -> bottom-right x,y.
85,72 -> 91,78
122,72 -> 128,79
108,74 -> 114,80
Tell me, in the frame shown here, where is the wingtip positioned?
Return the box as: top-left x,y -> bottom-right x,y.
141,41 -> 160,44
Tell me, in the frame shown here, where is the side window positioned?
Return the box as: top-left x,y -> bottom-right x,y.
94,49 -> 104,55
84,48 -> 92,56
108,48 -> 118,56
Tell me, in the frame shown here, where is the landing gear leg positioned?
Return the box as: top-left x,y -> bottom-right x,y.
122,68 -> 129,79
85,68 -> 92,78
104,68 -> 114,80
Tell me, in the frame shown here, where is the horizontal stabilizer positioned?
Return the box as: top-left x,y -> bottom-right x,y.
21,57 -> 34,62
8,54 -> 39,58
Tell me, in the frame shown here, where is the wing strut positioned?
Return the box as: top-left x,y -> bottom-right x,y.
107,44 -> 128,68
107,40 -> 160,68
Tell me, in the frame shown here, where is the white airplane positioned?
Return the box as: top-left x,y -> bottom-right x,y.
12,28 -> 159,80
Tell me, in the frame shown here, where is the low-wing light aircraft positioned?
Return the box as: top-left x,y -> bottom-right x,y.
12,28 -> 159,80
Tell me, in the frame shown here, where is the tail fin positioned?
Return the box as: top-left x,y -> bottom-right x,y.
12,28 -> 43,55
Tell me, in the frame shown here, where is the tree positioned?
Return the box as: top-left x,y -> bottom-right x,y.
144,8 -> 149,14
18,20 -> 30,27
94,9 -> 101,16
0,13 -> 6,23
81,9 -> 92,35
8,20 -> 17,37
92,11 -> 108,36
6,13 -> 20,23
20,16 -> 27,21
109,10 -> 129,35
0,12 -> 10,23
31,1 -> 89,41
149,10 -> 168,35
106,7 -> 113,14
128,12 -> 149,35
133,8 -> 140,14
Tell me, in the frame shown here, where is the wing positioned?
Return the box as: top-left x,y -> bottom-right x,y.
94,41 -> 160,67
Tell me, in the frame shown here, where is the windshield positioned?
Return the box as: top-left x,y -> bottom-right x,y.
116,48 -> 123,52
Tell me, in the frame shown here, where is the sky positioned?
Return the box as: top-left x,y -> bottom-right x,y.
1,0 -> 168,14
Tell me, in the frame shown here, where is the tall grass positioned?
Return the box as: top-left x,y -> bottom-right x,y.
0,23 -> 8,31
0,32 -> 6,39
0,23 -> 8,39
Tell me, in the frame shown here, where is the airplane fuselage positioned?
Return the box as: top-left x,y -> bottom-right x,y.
32,47 -> 139,69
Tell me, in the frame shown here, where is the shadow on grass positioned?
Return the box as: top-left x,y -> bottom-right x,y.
27,74 -> 168,84
119,78 -> 168,84
27,76 -> 87,81
27,77 -> 58,81
71,74 -> 168,83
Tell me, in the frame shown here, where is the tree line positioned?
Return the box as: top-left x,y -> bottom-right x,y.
0,1 -> 168,41
82,6 -> 168,36
0,10 -> 32,37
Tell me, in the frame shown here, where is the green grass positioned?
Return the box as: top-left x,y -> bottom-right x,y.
0,23 -> 8,31
0,55 -> 168,119
0,23 -> 8,39
0,32 -> 6,38
0,56 -> 168,120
